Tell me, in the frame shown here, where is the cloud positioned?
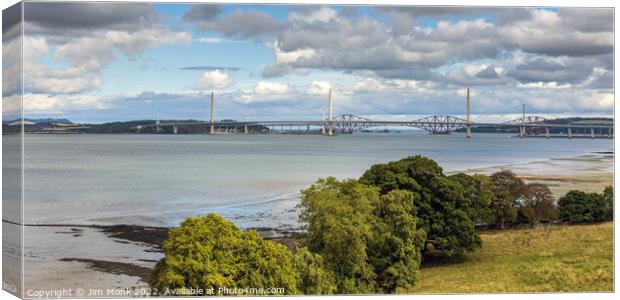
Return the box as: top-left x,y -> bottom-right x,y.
256,6 -> 611,94
289,6 -> 338,23
17,93 -> 109,115
254,81 -> 290,94
184,6 -> 284,39
196,37 -> 244,44
497,9 -> 612,57
195,70 -> 233,90
307,81 -> 331,95
23,2 -> 162,43
182,4 -> 222,24
18,2 -> 192,97
180,66 -> 241,71
507,56 -> 609,86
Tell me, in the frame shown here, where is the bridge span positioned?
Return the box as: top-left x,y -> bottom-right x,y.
136,89 -> 613,139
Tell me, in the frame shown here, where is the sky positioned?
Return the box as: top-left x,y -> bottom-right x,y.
2,2 -> 614,123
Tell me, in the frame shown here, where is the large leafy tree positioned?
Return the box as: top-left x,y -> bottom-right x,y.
449,173 -> 496,225
298,177 -> 426,293
359,155 -> 480,257
299,178 -> 378,294
489,170 -> 527,228
559,189 -> 613,223
148,214 -> 297,295
368,189 -> 426,292
520,183 -> 558,224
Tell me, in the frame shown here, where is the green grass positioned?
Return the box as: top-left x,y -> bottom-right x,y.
409,223 -> 613,293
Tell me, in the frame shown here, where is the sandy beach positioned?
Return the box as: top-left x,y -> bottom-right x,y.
460,152 -> 613,197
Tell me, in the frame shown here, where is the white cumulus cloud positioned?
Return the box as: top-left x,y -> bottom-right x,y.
195,70 -> 233,90
254,81 -> 289,94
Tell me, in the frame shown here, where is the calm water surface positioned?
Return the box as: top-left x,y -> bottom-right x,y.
20,132 -> 613,229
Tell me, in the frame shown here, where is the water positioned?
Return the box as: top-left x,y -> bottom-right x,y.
18,132 -> 613,229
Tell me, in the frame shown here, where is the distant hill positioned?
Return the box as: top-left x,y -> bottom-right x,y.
2,118 -> 73,125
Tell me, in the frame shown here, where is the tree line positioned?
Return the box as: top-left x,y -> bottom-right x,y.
149,155 -> 613,295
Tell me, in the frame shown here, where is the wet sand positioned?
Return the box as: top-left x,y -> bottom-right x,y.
459,152 -> 613,197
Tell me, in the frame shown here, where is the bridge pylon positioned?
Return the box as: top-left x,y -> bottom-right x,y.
210,92 -> 215,134
466,88 -> 472,138
327,88 -> 333,136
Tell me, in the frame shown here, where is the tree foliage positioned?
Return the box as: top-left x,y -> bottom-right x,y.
520,183 -> 558,224
148,213 -> 297,295
558,187 -> 613,223
292,248 -> 336,295
360,155 -> 480,257
489,170 -> 527,228
298,177 -> 426,293
299,178 -> 377,293
449,173 -> 496,225
369,189 -> 426,292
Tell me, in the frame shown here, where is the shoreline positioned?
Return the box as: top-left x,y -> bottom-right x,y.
14,150 -> 613,292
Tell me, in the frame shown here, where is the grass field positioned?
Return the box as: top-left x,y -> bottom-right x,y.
409,222 -> 613,293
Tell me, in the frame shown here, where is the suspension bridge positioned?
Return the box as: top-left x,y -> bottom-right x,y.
136,89 -> 613,139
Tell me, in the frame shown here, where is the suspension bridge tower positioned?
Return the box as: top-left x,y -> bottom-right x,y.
466,88 -> 472,138
327,88 -> 334,136
210,92 -> 215,134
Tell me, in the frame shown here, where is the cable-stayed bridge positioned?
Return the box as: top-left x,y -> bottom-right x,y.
136,89 -> 613,139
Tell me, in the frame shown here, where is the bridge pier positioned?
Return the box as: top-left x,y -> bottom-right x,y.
568,128 -> 572,139
591,128 -> 595,139
173,125 -> 178,134
519,126 -> 524,139
545,127 -> 550,139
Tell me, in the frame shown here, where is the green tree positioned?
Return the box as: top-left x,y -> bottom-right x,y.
558,190 -> 596,223
148,214 -> 297,295
292,248 -> 336,294
360,155 -> 480,257
557,189 -> 613,223
449,173 -> 496,225
299,177 -> 377,293
298,178 -> 427,293
490,170 -> 527,228
520,183 -> 558,224
368,190 -> 426,292
602,186 -> 614,221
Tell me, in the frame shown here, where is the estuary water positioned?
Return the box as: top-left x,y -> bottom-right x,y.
18,132 -> 613,230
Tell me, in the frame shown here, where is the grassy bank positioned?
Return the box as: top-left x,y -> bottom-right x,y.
409,222 -> 613,293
